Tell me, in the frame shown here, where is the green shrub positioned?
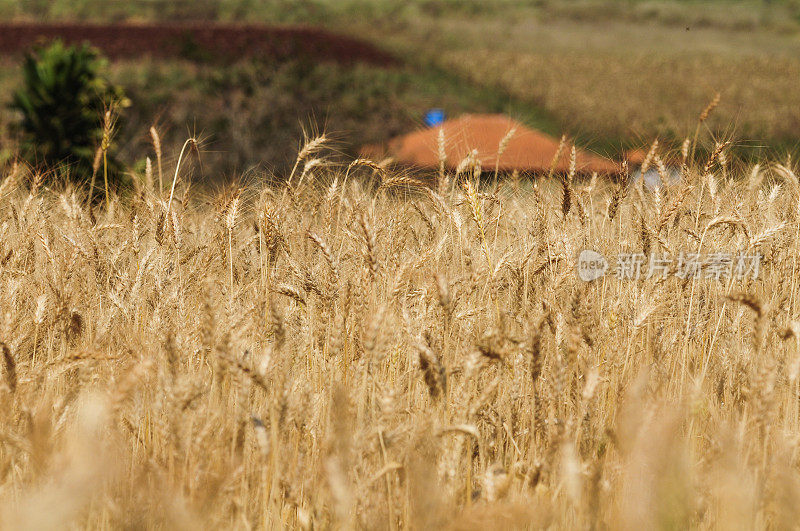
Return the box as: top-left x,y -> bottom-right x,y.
11,40 -> 128,189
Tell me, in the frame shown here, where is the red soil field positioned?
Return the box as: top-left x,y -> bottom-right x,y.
0,22 -> 399,65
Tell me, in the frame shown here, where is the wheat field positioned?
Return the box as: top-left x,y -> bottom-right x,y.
1,136 -> 800,529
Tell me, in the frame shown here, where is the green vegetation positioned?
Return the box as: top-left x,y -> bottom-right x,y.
10,41 -> 127,192
2,0 -> 799,30
2,57 -> 562,178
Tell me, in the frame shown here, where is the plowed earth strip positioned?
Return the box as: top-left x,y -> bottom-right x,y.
0,22 -> 399,65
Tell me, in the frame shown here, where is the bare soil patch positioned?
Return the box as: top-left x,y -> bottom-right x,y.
0,22 -> 399,65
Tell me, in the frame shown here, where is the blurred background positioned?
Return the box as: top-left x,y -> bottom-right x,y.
0,0 -> 797,179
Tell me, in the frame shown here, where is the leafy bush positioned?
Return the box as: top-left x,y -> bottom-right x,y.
11,40 -> 127,186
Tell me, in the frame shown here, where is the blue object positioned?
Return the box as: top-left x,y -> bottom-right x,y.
424,108 -> 446,127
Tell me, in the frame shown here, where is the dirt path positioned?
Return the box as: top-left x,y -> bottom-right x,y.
0,22 -> 399,65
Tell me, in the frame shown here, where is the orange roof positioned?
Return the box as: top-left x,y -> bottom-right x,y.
625,148 -> 649,165
364,114 -> 619,174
